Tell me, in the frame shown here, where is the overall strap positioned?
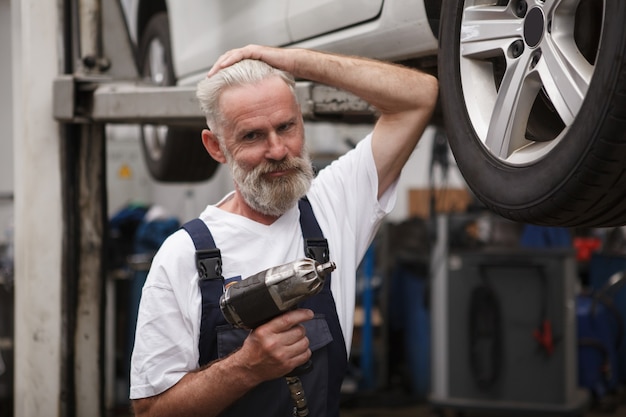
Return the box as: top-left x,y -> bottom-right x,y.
298,197 -> 330,265
181,218 -> 224,367
298,197 -> 346,416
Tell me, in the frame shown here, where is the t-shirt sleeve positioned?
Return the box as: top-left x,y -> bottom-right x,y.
309,133 -> 398,260
129,230 -> 201,399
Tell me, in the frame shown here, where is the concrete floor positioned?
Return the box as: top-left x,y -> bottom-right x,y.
341,403 -> 626,417
339,389 -> 626,417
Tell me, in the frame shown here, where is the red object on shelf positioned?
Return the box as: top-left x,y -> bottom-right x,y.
573,237 -> 602,262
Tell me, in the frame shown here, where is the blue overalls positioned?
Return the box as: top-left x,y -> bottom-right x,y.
182,197 -> 347,417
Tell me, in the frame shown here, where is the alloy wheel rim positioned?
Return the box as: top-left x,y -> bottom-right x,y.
459,0 -> 604,165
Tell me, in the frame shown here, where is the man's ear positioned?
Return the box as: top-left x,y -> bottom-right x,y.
202,129 -> 227,164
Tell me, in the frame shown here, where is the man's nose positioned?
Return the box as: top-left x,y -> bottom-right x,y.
265,131 -> 288,160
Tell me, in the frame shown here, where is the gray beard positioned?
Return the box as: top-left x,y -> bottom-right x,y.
228,150 -> 314,217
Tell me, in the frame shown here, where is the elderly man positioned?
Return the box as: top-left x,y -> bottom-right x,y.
130,45 -> 438,417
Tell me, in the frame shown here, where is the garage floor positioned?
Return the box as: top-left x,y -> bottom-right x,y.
340,403 -> 626,417
342,406 -> 626,417
339,390 -> 626,417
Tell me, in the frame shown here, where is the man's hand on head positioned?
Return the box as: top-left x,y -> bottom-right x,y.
207,44 -> 297,78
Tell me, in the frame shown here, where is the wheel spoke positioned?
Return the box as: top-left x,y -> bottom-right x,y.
536,39 -> 592,126
543,0 -> 578,16
533,0 -> 595,125
461,4 -> 523,59
485,52 -> 540,159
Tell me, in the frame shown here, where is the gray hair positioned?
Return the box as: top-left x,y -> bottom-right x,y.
196,59 -> 296,133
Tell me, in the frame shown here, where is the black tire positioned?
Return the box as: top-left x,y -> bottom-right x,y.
138,12 -> 218,183
439,0 -> 626,227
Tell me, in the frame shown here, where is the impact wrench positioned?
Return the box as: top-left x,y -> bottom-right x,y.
219,258 -> 336,417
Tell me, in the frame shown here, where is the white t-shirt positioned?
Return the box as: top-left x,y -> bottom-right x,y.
130,133 -> 398,399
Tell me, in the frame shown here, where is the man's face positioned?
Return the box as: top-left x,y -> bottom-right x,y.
217,76 -> 314,216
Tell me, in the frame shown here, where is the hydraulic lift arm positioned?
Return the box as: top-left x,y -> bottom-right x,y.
52,0 -> 377,125
52,78 -> 378,125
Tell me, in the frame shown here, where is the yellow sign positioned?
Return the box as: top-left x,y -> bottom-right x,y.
118,164 -> 132,179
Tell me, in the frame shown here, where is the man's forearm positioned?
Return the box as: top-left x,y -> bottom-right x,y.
287,48 -> 435,115
132,352 -> 262,417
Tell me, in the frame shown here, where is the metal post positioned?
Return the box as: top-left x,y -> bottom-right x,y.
430,214 -> 449,399
67,124 -> 107,417
67,0 -> 108,415
12,0 -> 64,415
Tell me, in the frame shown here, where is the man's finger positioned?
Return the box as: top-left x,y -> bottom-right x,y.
266,308 -> 314,332
206,45 -> 268,77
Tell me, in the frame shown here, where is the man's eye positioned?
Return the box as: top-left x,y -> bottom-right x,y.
278,122 -> 294,132
243,132 -> 259,141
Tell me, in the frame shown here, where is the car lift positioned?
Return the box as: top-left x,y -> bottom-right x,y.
12,1 -> 376,416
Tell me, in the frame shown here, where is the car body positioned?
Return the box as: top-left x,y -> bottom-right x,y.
121,0 -> 440,86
